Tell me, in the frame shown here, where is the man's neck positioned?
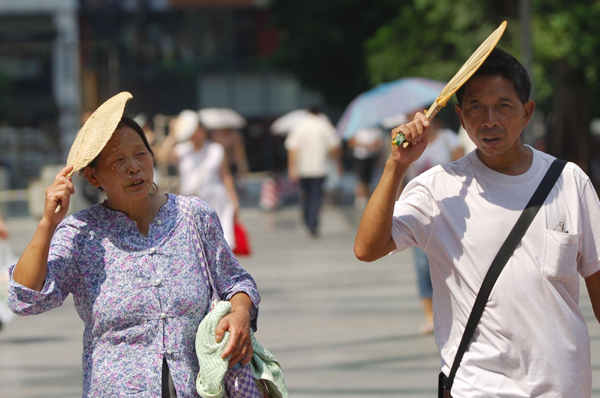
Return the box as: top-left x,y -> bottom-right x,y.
476,144 -> 533,176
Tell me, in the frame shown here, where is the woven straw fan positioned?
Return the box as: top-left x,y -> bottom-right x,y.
392,21 -> 507,147
54,91 -> 133,213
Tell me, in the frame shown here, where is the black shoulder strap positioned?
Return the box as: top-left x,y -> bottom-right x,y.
443,158 -> 567,391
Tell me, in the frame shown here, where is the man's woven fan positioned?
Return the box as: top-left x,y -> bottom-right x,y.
54,91 -> 133,213
392,21 -> 507,146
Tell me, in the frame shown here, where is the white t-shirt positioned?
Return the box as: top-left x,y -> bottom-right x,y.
284,114 -> 340,178
406,128 -> 460,181
392,147 -> 600,397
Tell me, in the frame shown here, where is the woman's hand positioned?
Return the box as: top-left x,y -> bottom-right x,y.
13,166 -> 74,291
44,165 -> 75,225
215,307 -> 253,367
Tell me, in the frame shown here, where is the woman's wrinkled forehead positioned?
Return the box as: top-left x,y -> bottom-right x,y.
101,127 -> 146,156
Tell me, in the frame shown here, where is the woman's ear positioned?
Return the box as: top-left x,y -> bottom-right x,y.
83,167 -> 101,188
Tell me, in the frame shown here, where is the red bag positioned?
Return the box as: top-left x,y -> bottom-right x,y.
232,221 -> 251,256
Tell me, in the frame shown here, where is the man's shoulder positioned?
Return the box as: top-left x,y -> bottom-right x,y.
423,155 -> 470,179
408,159 -> 469,191
534,149 -> 588,181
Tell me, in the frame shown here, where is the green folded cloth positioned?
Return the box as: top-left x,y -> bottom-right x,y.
249,337 -> 288,398
195,301 -> 288,398
196,301 -> 231,398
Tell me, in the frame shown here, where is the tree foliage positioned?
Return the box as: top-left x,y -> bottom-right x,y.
363,0 -> 600,111
365,0 -> 600,171
529,0 -> 600,170
268,0 -> 600,170
532,1 -> 600,106
365,0 -> 520,86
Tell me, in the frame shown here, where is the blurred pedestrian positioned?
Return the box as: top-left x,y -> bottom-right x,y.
355,48 -> 600,397
347,126 -> 384,208
403,112 -> 462,334
133,113 -> 160,153
285,105 -> 342,237
7,97 -> 260,397
211,128 -> 250,181
157,110 -> 240,247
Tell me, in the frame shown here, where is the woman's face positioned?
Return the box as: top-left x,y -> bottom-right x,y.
84,126 -> 154,204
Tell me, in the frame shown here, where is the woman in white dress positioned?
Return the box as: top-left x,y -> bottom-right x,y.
158,110 -> 239,247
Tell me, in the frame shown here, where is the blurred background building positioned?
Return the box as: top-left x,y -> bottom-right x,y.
2,0 -> 600,216
0,0 -> 321,199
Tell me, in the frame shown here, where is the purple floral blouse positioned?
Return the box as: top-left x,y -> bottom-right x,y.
8,194 -> 260,397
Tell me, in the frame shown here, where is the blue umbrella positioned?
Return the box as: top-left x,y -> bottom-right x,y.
336,77 -> 446,139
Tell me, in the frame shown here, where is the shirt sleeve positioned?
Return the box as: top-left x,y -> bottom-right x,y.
191,198 -> 261,330
8,220 -> 81,316
391,181 -> 439,253
578,178 -> 600,278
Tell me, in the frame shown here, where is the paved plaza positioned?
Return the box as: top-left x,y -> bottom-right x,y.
1,203 -> 600,397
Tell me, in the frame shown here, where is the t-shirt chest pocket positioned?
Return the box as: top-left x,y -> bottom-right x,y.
541,228 -> 579,280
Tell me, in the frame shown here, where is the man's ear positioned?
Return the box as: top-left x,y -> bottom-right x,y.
455,104 -> 465,130
522,100 -> 535,128
83,167 -> 101,188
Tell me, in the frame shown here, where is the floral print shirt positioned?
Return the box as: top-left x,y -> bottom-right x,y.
8,194 -> 260,397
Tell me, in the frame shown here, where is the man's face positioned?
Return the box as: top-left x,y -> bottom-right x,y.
455,74 -> 534,161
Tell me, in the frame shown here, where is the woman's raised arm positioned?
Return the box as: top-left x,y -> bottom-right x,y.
12,166 -> 74,291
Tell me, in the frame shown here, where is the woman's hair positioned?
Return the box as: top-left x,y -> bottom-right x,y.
455,48 -> 531,106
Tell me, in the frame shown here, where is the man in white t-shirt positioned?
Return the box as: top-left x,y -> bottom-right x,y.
285,106 -> 341,237
354,48 -> 600,397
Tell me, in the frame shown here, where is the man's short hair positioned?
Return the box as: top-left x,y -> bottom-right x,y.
455,48 -> 531,106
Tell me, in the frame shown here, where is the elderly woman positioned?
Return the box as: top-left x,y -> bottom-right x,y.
8,110 -> 260,397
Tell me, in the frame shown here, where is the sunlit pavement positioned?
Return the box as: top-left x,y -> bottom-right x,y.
2,202 -> 600,397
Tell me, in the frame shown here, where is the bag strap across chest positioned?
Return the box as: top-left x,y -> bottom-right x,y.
441,158 -> 567,395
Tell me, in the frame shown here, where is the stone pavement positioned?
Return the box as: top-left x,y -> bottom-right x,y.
1,203 -> 600,397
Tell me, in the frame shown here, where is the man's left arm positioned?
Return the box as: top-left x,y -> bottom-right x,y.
585,270 -> 600,324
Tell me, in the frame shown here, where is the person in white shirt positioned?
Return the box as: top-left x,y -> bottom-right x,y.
347,127 -> 384,207
354,48 -> 600,397
285,106 -> 341,237
158,110 -> 239,247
